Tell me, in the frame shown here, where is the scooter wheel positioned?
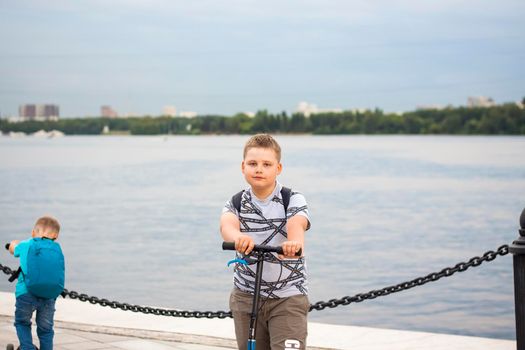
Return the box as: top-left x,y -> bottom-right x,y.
6,344 -> 14,350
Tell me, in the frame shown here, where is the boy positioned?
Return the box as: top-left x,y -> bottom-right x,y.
220,134 -> 311,350
7,216 -> 64,350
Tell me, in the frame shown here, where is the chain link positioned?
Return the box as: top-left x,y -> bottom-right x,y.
1,244 -> 510,317
60,288 -> 233,318
309,244 -> 509,312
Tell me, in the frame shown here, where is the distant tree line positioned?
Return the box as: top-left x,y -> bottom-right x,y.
1,104 -> 524,135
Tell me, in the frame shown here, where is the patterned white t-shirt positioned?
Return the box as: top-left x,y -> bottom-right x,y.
222,182 -> 311,298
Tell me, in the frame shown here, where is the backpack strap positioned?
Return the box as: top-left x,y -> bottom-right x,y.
8,266 -> 21,283
231,186 -> 292,213
231,190 -> 245,213
281,186 -> 292,213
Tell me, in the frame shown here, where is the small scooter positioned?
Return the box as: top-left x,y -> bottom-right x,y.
4,243 -> 36,350
223,241 -> 301,350
5,345 -> 38,350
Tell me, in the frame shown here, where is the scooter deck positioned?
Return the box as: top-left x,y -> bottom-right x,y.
6,345 -> 39,350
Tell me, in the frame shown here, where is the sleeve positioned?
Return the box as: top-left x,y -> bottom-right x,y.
286,191 -> 311,231
222,199 -> 239,216
13,239 -> 31,258
14,239 -> 32,274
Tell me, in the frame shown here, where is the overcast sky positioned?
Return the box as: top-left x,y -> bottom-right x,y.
1,0 -> 524,117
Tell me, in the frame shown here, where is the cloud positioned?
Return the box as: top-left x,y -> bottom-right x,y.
22,0 -> 523,22
1,0 -> 523,115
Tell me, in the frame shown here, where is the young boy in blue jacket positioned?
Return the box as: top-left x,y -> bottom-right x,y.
7,216 -> 64,350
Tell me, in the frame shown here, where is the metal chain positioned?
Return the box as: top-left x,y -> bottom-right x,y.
309,244 -> 510,312
1,244 -> 510,318
61,289 -> 233,319
0,261 -> 232,318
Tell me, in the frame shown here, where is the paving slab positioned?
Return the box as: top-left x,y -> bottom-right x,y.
0,316 -> 229,350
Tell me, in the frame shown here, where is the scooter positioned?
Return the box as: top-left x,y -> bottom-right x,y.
4,243 -> 37,350
4,244 -> 15,350
223,241 -> 301,350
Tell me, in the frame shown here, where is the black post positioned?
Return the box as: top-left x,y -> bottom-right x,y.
509,208 -> 525,350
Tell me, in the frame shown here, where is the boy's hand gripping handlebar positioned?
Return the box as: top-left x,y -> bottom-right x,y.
222,241 -> 302,266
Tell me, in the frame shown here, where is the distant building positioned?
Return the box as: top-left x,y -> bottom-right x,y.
347,108 -> 369,114
295,101 -> 342,117
467,96 -> 496,108
163,106 -> 177,117
179,111 -> 198,118
7,116 -> 22,123
296,101 -> 318,117
19,105 -> 36,119
19,104 -> 59,121
416,104 -> 445,111
101,105 -> 118,118
122,112 -> 140,118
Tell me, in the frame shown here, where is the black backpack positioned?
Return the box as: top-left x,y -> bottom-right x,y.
231,187 -> 292,213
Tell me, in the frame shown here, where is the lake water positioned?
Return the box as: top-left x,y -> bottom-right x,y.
0,135 -> 524,340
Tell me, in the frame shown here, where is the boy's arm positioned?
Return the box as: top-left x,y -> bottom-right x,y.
220,212 -> 255,254
8,240 -> 20,255
282,215 -> 308,258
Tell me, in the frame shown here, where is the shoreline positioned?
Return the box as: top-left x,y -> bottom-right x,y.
2,132 -> 525,137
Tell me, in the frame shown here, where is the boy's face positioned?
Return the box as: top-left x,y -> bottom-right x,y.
242,147 -> 282,193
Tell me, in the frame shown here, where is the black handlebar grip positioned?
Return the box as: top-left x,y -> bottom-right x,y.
5,243 -> 9,251
222,242 -> 236,251
222,241 -> 302,257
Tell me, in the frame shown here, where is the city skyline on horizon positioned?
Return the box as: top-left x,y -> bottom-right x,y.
1,1 -> 524,117
6,95 -> 519,120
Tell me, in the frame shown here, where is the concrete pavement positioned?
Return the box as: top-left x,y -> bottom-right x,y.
0,315 -> 233,350
0,291 -> 515,350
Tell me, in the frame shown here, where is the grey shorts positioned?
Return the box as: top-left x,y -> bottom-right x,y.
229,288 -> 309,350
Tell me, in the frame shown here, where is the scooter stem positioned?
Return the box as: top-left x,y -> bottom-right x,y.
247,252 -> 266,350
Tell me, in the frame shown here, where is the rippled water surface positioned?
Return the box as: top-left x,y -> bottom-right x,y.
0,135 -> 523,339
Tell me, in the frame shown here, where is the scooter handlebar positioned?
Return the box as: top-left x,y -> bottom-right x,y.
222,241 -> 302,257
5,243 -> 9,251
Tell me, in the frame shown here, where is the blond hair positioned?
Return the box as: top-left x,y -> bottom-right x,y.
243,134 -> 282,162
34,216 -> 61,235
